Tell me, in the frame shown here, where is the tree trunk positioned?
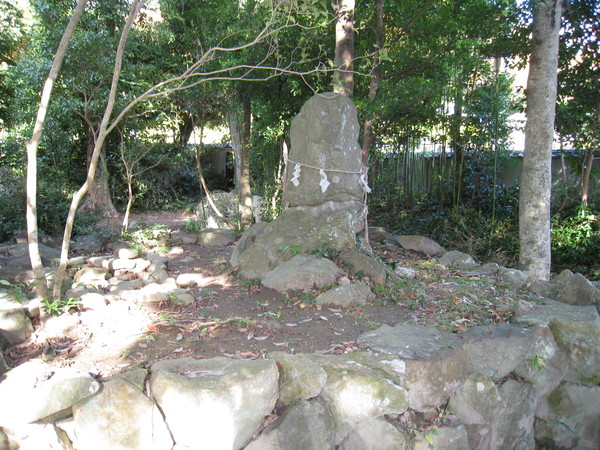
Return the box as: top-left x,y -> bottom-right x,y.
178,113 -> 195,146
450,80 -> 465,205
240,95 -> 253,230
25,0 -> 88,302
53,0 -> 145,300
227,107 -> 243,194
518,0 -> 563,281
333,0 -> 355,96
83,146 -> 119,219
581,102 -> 600,208
360,0 -> 383,168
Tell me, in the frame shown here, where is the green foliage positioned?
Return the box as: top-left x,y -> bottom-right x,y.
552,207 -> 600,275
184,219 -> 200,233
42,297 -> 80,316
527,354 -> 547,372
283,243 -> 302,257
0,279 -> 24,304
121,224 -> 170,252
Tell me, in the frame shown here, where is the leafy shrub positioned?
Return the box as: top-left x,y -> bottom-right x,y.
552,207 -> 600,276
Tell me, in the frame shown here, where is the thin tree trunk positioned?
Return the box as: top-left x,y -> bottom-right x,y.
240,95 -> 253,230
227,107 -> 243,194
333,0 -> 355,96
581,102 -> 600,209
518,0 -> 563,281
25,0 -> 88,302
53,0 -> 145,300
360,0 -> 383,167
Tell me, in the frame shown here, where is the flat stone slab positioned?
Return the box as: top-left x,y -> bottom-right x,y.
357,323 -> 463,360
390,235 -> 445,257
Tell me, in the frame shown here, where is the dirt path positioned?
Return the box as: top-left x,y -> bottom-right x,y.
6,210 -> 535,376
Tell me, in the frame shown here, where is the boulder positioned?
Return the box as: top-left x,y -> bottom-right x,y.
72,376 -> 172,450
235,208 -> 358,280
535,383 -> 600,449
357,323 -> 468,412
514,299 -> 600,385
198,228 -> 235,246
0,290 -> 33,345
261,254 -> 342,294
308,354 -> 408,444
6,242 -> 60,261
235,94 -> 367,280
448,373 -> 506,449
497,267 -> 528,288
149,357 -> 279,450
394,266 -> 416,279
268,352 -> 327,406
0,360 -> 100,428
246,399 -> 335,450
389,235 -> 445,257
176,273 -> 209,288
315,283 -> 374,308
367,227 -> 391,243
438,250 -> 479,269
73,267 -> 109,288
339,418 -> 408,450
170,230 -> 198,245
284,92 -> 364,208
73,233 -> 109,253
461,324 -> 535,381
117,248 -> 139,260
556,272 -> 600,306
495,380 -> 536,450
338,249 -> 387,284
513,326 -> 568,400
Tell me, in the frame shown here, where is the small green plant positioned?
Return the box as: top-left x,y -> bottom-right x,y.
283,243 -> 302,256
527,354 -> 547,372
240,278 -> 261,290
0,279 -> 24,304
42,297 -> 80,316
185,219 -> 201,233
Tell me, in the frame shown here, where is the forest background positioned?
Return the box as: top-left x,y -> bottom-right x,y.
0,0 -> 598,285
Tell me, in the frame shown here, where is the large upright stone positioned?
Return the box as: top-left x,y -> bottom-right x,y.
284,92 -> 364,208
233,93 -> 367,280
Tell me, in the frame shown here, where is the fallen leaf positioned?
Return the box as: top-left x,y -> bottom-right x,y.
254,336 -> 269,341
319,315 -> 328,321
285,322 -> 298,327
173,347 -> 183,353
176,333 -> 183,341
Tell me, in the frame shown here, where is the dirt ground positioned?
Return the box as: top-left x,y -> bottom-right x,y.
5,210 -> 540,376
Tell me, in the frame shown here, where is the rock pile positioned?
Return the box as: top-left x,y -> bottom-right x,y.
1,302 -> 598,449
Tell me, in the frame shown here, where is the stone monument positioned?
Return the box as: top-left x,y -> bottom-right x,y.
232,93 -> 369,280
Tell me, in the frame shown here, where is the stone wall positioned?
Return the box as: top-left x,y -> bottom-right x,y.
1,301 -> 599,449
